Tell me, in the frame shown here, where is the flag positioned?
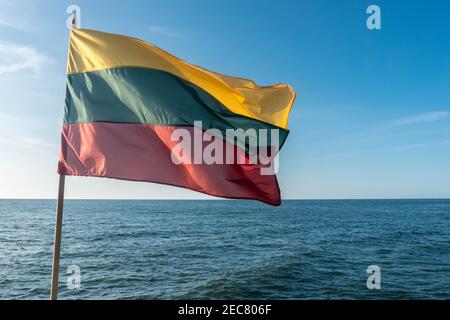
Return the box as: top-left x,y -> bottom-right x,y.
58,29 -> 296,205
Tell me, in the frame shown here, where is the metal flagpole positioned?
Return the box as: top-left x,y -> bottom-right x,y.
50,174 -> 66,300
49,6 -> 79,300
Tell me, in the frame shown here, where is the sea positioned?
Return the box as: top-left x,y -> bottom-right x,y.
0,199 -> 449,300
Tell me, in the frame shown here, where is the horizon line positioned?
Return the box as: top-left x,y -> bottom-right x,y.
1,198 -> 449,201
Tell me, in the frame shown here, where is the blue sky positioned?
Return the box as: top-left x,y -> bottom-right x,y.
0,0 -> 449,199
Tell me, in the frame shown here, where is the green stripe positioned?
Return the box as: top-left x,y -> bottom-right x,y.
65,67 -> 288,151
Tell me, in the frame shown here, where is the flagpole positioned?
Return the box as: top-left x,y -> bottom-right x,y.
50,174 -> 66,300
49,6 -> 79,301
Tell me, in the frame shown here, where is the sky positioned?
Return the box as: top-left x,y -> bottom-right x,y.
0,0 -> 449,200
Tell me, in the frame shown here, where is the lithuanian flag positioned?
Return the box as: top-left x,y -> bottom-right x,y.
58,29 -> 295,205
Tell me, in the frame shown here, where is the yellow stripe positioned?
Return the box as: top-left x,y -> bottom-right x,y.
67,29 -> 295,129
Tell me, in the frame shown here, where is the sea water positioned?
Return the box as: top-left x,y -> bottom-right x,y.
0,199 -> 449,299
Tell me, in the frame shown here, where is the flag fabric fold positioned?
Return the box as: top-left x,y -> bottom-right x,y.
58,29 -> 296,206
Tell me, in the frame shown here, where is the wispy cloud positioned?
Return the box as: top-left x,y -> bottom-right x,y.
317,139 -> 450,161
0,113 -> 56,149
383,111 -> 449,129
0,135 -> 55,149
0,0 -> 32,30
386,139 -> 450,151
148,25 -> 192,39
0,17 -> 22,29
0,42 -> 52,76
0,16 -> 30,30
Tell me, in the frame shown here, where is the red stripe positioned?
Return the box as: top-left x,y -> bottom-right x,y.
57,123 -> 281,206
